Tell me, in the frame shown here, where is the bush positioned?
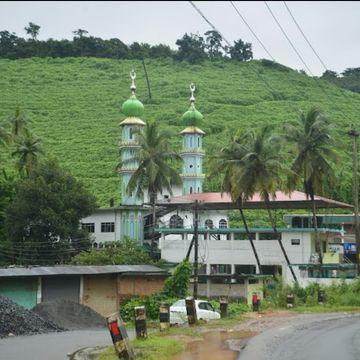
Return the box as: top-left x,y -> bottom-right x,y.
119,294 -> 179,322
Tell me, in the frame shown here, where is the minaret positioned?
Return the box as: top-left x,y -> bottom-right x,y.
119,70 -> 145,205
180,83 -> 205,195
118,70 -> 146,242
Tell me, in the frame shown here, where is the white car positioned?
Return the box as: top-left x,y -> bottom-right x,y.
169,299 -> 221,324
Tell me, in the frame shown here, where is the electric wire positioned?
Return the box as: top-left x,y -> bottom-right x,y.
282,1 -> 327,71
188,0 -> 283,99
229,1 -> 275,61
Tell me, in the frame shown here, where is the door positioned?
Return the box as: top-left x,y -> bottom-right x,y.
42,276 -> 80,303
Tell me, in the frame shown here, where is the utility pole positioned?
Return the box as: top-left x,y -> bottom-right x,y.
348,127 -> 360,276
193,200 -> 199,299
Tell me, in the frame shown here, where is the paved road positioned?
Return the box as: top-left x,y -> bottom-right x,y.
239,313 -> 360,360
0,328 -> 134,360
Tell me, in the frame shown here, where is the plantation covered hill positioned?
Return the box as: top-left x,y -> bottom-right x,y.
1,57 -> 360,207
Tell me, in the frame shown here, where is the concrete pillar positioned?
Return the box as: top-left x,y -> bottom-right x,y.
206,263 -> 211,298
79,275 -> 84,304
36,277 -> 42,304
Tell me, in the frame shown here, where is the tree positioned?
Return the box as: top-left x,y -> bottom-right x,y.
228,39 -> 253,61
12,129 -> 44,176
321,70 -> 338,80
4,159 -> 97,265
175,33 -> 207,64
285,107 -> 337,263
119,121 -> 182,248
71,238 -> 153,265
211,137 -> 263,274
24,22 -> 40,40
234,125 -> 298,282
342,68 -> 360,77
204,30 -> 223,58
8,108 -> 30,137
72,29 -> 89,38
163,259 -> 192,298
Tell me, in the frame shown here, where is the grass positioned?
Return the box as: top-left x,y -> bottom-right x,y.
97,313 -> 248,359
1,57 -> 360,208
98,334 -> 185,360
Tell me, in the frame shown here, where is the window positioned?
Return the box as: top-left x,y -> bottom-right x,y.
210,264 -> 231,274
82,223 -> 95,233
259,232 -> 282,240
190,187 -> 193,194
291,238 -> 301,245
169,215 -> 183,228
101,222 -> 114,232
292,217 -> 302,228
235,265 -> 256,275
129,127 -> 133,140
197,137 -> 200,147
219,219 -> 228,228
205,219 -> 214,229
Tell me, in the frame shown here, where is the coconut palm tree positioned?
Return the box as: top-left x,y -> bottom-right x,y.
119,121 -> 182,247
230,125 -> 298,282
8,108 -> 30,137
211,137 -> 263,275
12,129 -> 44,176
285,107 -> 337,263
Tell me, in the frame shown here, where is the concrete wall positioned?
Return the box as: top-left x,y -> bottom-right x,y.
161,231 -> 314,284
117,275 -> 166,298
193,283 -> 246,299
82,274 -> 118,317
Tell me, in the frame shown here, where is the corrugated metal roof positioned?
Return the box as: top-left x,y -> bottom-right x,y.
0,265 -> 168,278
156,191 -> 352,210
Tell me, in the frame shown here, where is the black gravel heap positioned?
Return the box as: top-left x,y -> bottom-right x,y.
0,295 -> 63,338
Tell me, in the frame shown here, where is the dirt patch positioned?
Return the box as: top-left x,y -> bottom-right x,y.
172,330 -> 257,360
33,300 -> 106,330
0,295 -> 62,338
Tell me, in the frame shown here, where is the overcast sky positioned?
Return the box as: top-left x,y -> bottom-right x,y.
1,1 -> 359,75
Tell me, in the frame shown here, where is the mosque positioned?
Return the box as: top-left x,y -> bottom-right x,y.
81,71 -> 354,290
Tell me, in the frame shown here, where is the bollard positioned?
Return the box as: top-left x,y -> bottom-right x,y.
106,312 -> 135,360
219,296 -> 228,318
318,289 -> 325,305
252,293 -> 259,312
159,303 -> 170,331
185,297 -> 197,325
134,306 -> 147,339
286,294 -> 294,308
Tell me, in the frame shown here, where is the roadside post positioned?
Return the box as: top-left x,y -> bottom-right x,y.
318,289 -> 325,305
159,303 -> 170,331
134,306 -> 147,339
286,294 -> 294,308
220,296 -> 228,318
185,297 -> 197,325
106,312 -> 135,360
252,293 -> 259,312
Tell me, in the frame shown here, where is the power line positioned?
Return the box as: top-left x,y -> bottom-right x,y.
187,1 -> 281,99
229,1 -> 275,61
264,1 -> 314,76
282,1 -> 327,71
189,1 -> 232,47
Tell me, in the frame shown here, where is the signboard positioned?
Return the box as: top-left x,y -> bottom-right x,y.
328,244 -> 344,254
344,243 -> 357,254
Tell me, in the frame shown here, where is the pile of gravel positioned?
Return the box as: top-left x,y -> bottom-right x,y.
0,295 -> 62,338
33,300 -> 106,330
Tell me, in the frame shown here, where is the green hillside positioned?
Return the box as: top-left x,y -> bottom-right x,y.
1,57 -> 360,207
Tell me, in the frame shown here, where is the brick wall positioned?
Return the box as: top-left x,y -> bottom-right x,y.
117,275 -> 166,298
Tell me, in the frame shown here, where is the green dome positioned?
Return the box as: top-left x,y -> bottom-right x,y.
182,105 -> 203,126
121,95 -> 144,118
